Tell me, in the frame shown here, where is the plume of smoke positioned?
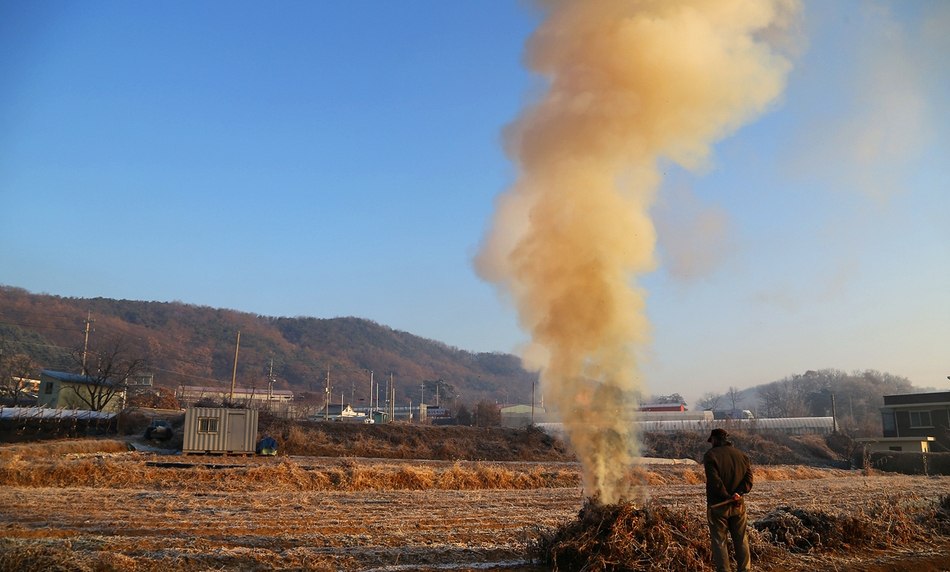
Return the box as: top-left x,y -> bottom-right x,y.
476,0 -> 799,503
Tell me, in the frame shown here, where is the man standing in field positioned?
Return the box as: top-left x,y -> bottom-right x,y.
704,428 -> 754,572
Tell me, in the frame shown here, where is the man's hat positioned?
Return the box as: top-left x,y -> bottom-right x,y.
707,428 -> 729,443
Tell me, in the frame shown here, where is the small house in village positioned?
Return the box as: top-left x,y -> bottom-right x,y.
182,407 -> 259,454
36,370 -> 126,412
880,390 -> 950,452
855,436 -> 935,453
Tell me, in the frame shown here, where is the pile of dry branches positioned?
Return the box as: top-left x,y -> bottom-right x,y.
536,494 -> 950,571
754,494 -> 949,553
534,498 -> 712,572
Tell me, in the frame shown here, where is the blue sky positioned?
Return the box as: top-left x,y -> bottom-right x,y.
2,1 -> 947,404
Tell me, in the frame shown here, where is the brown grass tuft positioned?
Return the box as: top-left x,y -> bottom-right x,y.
0,438 -> 130,460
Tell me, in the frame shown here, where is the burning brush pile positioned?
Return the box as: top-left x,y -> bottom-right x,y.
535,495 -> 950,571
535,499 -> 712,572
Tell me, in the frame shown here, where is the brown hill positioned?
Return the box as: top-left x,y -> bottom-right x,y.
0,286 -> 536,406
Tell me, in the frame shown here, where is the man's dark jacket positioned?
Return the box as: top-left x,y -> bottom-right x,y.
703,442 -> 753,505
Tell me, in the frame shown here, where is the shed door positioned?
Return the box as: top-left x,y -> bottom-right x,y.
226,412 -> 247,451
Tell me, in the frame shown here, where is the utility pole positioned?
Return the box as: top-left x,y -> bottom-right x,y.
81,311 -> 94,374
324,368 -> 330,421
369,370 -> 374,414
531,379 -> 536,425
390,372 -> 395,421
831,393 -> 838,433
229,331 -> 241,403
267,358 -> 275,401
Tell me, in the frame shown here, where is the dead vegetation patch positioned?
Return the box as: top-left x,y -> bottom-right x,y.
262,416 -> 575,462
637,463 -> 848,488
0,438 -> 130,460
753,494 -> 949,554
0,442 -> 855,495
537,494 -> 950,571
643,430 -> 849,467
0,450 -> 581,492
0,438 -> 857,496
2,441 -> 949,572
535,499 -> 712,571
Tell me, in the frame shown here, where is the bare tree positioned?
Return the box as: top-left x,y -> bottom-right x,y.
757,379 -> 808,418
68,336 -> 146,411
727,386 -> 742,411
697,391 -> 724,411
455,403 -> 473,426
474,399 -> 501,427
0,339 -> 37,405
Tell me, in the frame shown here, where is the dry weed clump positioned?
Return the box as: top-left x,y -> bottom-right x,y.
0,538 -> 345,572
754,506 -> 856,552
390,464 -> 437,489
753,495 -> 942,554
0,539 -> 82,572
0,438 -> 129,461
2,447 -> 855,495
0,452 -> 582,492
642,430 -> 853,468
535,498 -> 712,572
536,495 -> 950,572
257,417 -> 576,462
754,465 -> 847,482
927,494 -> 950,534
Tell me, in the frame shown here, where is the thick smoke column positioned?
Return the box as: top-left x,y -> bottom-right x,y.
476,0 -> 799,503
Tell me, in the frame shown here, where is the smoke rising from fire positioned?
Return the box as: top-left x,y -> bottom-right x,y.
476,0 -> 800,503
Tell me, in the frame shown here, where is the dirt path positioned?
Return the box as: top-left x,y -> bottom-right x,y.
1,465 -> 948,571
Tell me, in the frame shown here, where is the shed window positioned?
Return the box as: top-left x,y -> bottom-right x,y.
197,417 -> 219,433
909,411 -> 932,428
44,382 -> 53,395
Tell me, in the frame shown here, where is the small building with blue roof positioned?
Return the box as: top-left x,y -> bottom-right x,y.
37,369 -> 127,412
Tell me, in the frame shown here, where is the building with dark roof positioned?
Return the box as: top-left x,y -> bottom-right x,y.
881,391 -> 950,452
37,369 -> 127,412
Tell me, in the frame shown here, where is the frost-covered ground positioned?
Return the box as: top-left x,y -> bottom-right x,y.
1,452 -> 949,571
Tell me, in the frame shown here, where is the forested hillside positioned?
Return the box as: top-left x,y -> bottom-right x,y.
0,286 -> 536,406
1,286 -> 928,431
695,368 -> 922,435
753,368 -> 917,434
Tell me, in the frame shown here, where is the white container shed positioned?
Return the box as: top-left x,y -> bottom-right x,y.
182,407 -> 259,454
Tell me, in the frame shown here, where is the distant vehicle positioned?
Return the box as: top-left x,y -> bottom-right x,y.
145,419 -> 174,441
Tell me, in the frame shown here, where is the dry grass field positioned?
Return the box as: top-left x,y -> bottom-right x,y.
1,439 -> 949,571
